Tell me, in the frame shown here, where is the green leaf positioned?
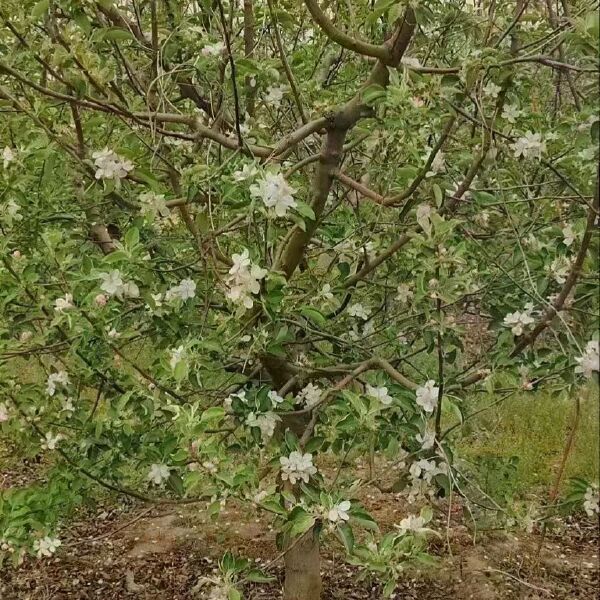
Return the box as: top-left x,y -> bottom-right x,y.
32,0 -> 49,19
300,306 -> 327,327
336,523 -> 354,554
362,84 -> 386,105
433,184 -> 443,207
304,436 -> 325,453
227,589 -> 241,600
245,570 -> 276,583
167,472 -> 184,496
124,227 -> 139,247
201,407 -> 226,422
103,27 -> 136,42
290,510 -> 315,537
295,200 -> 316,221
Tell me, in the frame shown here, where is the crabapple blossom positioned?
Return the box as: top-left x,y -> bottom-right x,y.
415,380 -> 439,413
575,341 -> 599,379
33,536 -> 61,558
46,371 -> 70,396
280,451 -> 317,484
54,293 -> 73,312
328,500 -> 351,523
503,303 -> 535,336
147,463 -> 170,485
297,383 -> 322,408
348,303 -> 370,320
366,385 -> 393,406
250,172 -> 297,218
92,148 -> 134,180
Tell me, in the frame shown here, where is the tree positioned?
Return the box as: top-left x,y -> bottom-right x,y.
0,1 -> 598,598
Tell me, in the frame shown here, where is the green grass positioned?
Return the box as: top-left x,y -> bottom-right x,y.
456,384 -> 599,501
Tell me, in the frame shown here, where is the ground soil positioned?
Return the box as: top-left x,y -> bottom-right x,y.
1,485 -> 597,600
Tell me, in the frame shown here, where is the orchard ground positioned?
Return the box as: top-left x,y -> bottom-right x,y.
1,386 -> 598,599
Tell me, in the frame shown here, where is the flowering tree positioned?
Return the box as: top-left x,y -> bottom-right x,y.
0,0 -> 598,598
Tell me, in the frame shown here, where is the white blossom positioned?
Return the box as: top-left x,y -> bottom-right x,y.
226,249 -> 267,310
327,500 -> 351,523
549,256 -> 571,284
401,56 -> 421,68
201,41 -> 225,57
366,384 -> 393,406
233,162 -> 258,181
348,303 -> 370,320
147,463 -> 170,485
0,403 -> 10,422
483,81 -> 502,98
424,149 -> 445,177
297,383 -> 322,409
575,341 -> 599,379
169,345 -> 186,370
41,432 -> 64,450
416,429 -> 435,450
60,398 -> 75,416
98,270 -> 139,299
166,278 -> 197,301
92,148 -> 134,180
2,146 -> 15,169
268,390 -> 284,407
33,536 -> 61,558
562,224 -> 576,247
280,451 -> 317,484
583,484 -> 599,516
246,411 -> 280,442
140,192 -> 170,219
502,104 -> 521,124
416,203 -> 433,235
503,303 -> 535,336
395,514 -> 427,536
46,371 -> 70,396
250,172 -> 297,218
320,283 -> 334,301
396,283 -> 414,304
511,132 -> 546,160
415,380 -> 439,413
264,85 -> 286,106
54,293 -> 74,313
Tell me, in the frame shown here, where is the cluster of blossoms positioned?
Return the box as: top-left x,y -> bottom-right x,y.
226,249 -> 267,310
41,431 -> 64,451
415,380 -> 439,413
233,162 -> 258,182
280,451 -> 317,484
502,104 -> 521,123
147,463 -> 170,485
297,383 -> 321,408
327,500 -> 351,523
583,484 -> 599,517
549,256 -> 572,285
250,172 -> 297,217
92,148 -> 134,180
264,85 -> 286,106
0,403 -> 9,422
503,303 -> 535,336
511,132 -> 546,160
575,341 -> 599,379
406,457 -> 448,503
139,192 -> 170,220
562,224 -> 576,247
348,303 -> 370,320
46,371 -> 70,396
33,536 -> 61,558
246,411 -> 280,442
267,390 -> 285,408
165,278 -> 197,302
98,270 -> 140,299
396,283 -> 414,304
366,384 -> 393,406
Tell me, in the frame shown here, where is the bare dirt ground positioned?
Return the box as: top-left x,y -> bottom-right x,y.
1,486 -> 597,600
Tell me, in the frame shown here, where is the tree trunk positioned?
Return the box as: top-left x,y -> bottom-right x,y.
283,527 -> 321,600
